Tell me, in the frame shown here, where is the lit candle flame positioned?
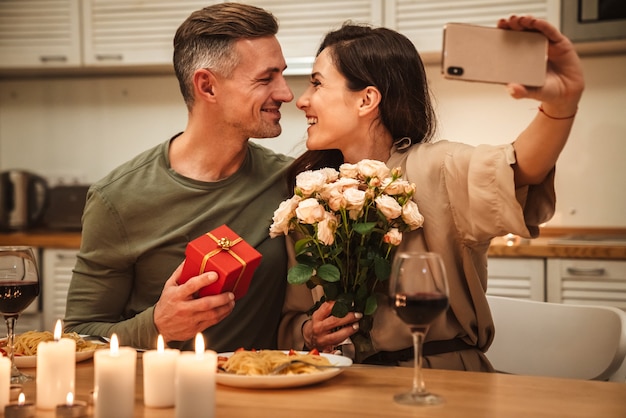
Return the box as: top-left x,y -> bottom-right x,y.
110,333 -> 119,356
157,334 -> 165,353
195,333 -> 205,358
18,392 -> 25,406
53,319 -> 63,342
66,392 -> 74,406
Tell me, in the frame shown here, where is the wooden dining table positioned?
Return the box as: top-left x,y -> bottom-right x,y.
13,353 -> 626,418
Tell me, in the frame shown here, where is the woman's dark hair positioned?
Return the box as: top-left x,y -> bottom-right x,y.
288,23 -> 436,184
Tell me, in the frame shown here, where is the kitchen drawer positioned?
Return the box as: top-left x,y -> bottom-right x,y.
547,259 -> 626,310
487,258 -> 545,301
42,248 -> 78,332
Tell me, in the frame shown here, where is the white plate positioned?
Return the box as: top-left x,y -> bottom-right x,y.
2,335 -> 107,368
14,349 -> 97,368
216,351 -> 352,389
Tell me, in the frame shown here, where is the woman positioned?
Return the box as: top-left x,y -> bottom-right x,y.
278,15 -> 584,371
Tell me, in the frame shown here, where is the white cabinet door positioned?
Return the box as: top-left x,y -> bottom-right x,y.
547,259 -> 626,311
42,248 -> 78,332
384,0 -> 556,55
0,0 -> 81,69
244,0 -> 383,74
81,0 -> 216,67
487,258 -> 545,301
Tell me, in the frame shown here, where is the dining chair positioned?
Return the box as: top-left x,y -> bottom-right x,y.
486,295 -> 626,382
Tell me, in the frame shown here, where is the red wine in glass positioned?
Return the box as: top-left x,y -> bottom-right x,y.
392,292 -> 449,331
388,251 -> 449,406
0,282 -> 40,315
0,246 -> 41,384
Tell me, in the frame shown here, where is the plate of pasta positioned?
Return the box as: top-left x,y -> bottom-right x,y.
0,331 -> 108,368
216,349 -> 352,389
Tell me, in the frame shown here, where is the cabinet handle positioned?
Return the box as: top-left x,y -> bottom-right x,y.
95,54 -> 124,61
566,267 -> 606,276
56,253 -> 77,261
39,55 -> 68,63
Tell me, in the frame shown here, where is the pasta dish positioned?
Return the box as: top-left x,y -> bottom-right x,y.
1,331 -> 104,356
219,349 -> 332,376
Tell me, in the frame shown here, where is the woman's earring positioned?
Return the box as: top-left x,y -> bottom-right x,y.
394,137 -> 412,151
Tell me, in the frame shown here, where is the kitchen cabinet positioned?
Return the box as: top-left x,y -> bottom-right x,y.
487,257 -> 545,301
42,248 -> 78,332
81,0 -> 214,67
547,258 -> 626,311
0,0 -> 81,69
1,0 -> 555,74
383,0 -> 555,57
82,0 -> 383,73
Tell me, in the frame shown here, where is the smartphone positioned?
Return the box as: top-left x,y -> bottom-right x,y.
442,23 -> 548,87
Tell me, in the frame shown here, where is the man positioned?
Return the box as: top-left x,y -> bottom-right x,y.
64,3 -> 294,352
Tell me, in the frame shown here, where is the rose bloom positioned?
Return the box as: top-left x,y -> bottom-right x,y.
319,167 -> 340,183
317,213 -> 339,245
339,163 -> 359,179
382,178 -> 414,196
269,195 -> 301,237
295,198 -> 326,224
343,188 -> 366,211
324,188 -> 347,212
375,194 -> 402,219
383,228 -> 403,246
402,200 -> 425,230
295,170 -> 329,197
319,177 -> 360,200
368,177 -> 382,187
356,159 -> 390,180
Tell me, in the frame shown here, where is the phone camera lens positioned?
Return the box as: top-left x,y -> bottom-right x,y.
447,66 -> 464,76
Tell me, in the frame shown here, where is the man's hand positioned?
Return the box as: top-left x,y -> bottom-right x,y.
153,262 -> 235,343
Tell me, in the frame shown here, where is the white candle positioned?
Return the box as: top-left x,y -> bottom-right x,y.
93,334 -> 136,418
36,319 -> 76,409
175,333 -> 216,418
0,356 -> 10,410
143,335 -> 180,408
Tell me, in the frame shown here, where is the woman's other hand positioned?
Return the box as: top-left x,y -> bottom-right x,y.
302,301 -> 362,352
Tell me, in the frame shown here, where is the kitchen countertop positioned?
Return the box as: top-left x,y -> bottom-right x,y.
0,229 -> 82,249
1,227 -> 625,259
488,236 -> 626,260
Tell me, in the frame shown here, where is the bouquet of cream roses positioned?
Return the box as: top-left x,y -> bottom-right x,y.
269,159 -> 424,359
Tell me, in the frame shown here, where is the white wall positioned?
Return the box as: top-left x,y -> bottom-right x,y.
1,53 -> 625,227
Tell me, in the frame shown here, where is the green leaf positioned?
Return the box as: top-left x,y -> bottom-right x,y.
294,237 -> 315,255
323,282 -> 339,300
295,253 -> 316,266
317,264 -> 340,282
364,294 -> 378,316
353,222 -> 376,235
331,300 -> 350,318
287,264 -> 314,285
374,256 -> 391,281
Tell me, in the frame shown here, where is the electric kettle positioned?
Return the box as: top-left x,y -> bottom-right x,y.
0,170 -> 49,230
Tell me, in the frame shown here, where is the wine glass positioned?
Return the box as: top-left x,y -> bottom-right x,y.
0,246 -> 41,383
389,251 -> 449,405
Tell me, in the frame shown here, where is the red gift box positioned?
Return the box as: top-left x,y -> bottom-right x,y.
178,225 -> 262,300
